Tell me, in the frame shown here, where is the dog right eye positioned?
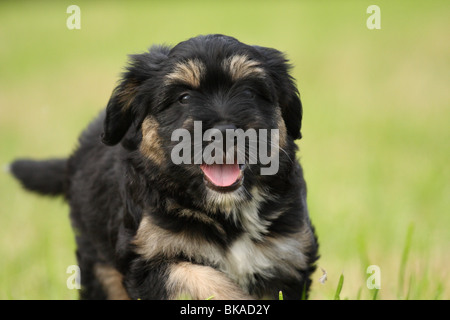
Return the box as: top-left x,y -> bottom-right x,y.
178,93 -> 191,105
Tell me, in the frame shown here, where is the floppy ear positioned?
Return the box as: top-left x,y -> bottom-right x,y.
254,46 -> 303,140
101,45 -> 170,146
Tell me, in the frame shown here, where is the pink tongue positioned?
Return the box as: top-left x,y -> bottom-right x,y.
200,164 -> 241,187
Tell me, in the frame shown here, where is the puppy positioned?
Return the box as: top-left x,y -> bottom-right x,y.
11,34 -> 318,300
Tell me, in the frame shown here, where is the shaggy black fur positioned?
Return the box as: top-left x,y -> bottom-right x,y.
11,34 -> 318,300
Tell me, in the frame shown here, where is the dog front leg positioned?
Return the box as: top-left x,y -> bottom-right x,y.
165,261 -> 252,300
124,258 -> 251,300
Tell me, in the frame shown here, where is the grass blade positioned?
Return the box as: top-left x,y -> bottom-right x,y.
334,273 -> 344,300
398,223 -> 414,299
301,282 -> 308,300
356,287 -> 362,300
434,282 -> 444,300
372,288 -> 379,300
405,274 -> 413,300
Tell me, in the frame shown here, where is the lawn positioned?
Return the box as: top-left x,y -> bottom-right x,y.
0,0 -> 448,300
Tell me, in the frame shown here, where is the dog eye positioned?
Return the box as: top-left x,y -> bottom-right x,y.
178,93 -> 191,105
242,89 -> 255,99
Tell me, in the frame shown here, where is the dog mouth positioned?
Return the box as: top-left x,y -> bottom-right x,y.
199,163 -> 245,192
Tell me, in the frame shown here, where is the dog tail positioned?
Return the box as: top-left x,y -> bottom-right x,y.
9,158 -> 67,196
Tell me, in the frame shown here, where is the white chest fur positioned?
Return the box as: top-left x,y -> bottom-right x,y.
219,229 -> 311,290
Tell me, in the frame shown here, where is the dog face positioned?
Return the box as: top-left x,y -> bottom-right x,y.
101,34 -> 302,212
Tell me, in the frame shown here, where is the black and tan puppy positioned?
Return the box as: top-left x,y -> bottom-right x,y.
11,34 -> 318,300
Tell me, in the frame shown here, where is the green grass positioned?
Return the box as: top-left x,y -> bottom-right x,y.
1,0 -> 449,300
334,274 -> 345,300
398,223 -> 414,299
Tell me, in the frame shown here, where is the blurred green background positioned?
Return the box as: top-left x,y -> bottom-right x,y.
0,0 -> 448,300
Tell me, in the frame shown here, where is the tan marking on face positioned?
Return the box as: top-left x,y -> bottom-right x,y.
140,117 -> 165,165
181,116 -> 194,130
165,59 -> 205,88
116,80 -> 139,112
223,55 -> 265,81
275,107 -> 287,149
166,262 -> 252,300
94,264 -> 130,300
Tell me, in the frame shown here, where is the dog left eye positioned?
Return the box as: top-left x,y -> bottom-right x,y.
178,93 -> 191,105
242,89 -> 255,99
